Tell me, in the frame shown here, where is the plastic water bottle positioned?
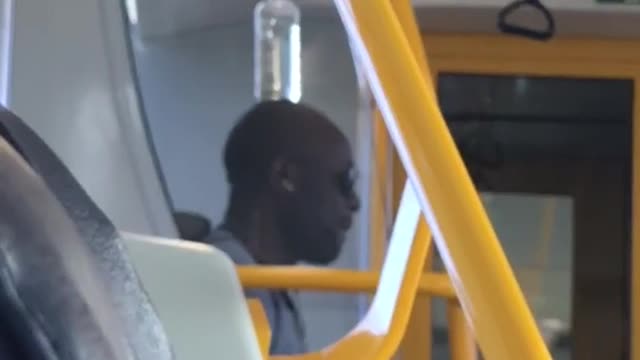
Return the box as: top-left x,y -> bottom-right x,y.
253,0 -> 301,103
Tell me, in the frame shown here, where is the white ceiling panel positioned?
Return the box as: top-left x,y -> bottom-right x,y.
131,0 -> 640,39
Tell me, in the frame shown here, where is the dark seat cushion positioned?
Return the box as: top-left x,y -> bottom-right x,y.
0,107 -> 173,360
0,136 -> 135,360
173,211 -> 212,242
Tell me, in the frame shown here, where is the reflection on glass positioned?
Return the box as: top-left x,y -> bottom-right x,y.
432,193 -> 573,359
482,193 -> 573,340
432,73 -> 632,360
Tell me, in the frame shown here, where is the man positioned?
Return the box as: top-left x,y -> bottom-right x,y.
207,100 -> 360,355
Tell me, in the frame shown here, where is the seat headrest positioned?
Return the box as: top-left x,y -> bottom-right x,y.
0,107 -> 173,360
173,211 -> 212,242
0,137 -> 135,360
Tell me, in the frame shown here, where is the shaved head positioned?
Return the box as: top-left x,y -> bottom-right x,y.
224,101 -> 346,189
223,100 -> 360,264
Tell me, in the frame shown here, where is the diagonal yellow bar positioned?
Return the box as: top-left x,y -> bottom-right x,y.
334,1 -> 551,359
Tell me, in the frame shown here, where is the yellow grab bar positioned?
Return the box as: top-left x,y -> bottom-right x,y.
447,300 -> 477,360
247,299 -> 272,359
237,267 -> 455,298
335,0 -> 551,359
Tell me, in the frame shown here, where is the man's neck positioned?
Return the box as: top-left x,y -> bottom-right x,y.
222,197 -> 293,265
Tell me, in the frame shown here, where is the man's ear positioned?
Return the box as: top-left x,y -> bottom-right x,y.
270,157 -> 298,193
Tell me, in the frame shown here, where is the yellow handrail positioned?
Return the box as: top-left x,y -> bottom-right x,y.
446,300 -> 477,360
237,267 -> 455,298
335,0 -> 551,359
247,299 -> 272,359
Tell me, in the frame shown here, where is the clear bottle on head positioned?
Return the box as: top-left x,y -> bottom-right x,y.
253,0 -> 301,103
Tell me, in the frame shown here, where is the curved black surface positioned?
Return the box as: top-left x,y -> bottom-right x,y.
0,107 -> 173,360
174,211 -> 212,242
0,137 -> 135,360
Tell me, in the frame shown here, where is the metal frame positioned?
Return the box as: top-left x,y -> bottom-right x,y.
0,0 -> 14,105
339,1 -> 549,358
420,33 -> 640,360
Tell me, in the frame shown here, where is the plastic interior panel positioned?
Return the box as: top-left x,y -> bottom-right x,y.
122,233 -> 263,360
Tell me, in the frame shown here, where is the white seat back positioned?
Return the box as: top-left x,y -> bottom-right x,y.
122,233 -> 262,360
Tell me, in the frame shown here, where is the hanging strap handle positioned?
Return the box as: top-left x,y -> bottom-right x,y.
498,0 -> 555,41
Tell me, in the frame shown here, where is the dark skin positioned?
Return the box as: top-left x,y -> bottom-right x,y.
222,118 -> 360,265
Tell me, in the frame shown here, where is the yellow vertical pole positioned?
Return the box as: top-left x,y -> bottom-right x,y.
632,81 -> 640,360
398,250 -> 433,360
389,2 -> 434,359
335,1 -> 551,358
369,110 -> 391,292
247,299 -> 272,359
446,300 -> 477,360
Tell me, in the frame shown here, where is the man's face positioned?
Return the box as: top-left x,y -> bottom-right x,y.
278,138 -> 360,265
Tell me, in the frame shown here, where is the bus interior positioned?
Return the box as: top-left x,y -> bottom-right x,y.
1,0 -> 640,359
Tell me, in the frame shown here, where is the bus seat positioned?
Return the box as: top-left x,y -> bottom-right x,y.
121,232 -> 263,360
173,211 -> 212,242
0,135 -> 136,359
0,107 -> 174,360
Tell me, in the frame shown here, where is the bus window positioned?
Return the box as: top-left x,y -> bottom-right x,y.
434,74 -> 632,360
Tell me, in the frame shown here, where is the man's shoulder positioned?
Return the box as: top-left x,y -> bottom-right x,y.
205,230 -> 277,313
206,229 -> 255,265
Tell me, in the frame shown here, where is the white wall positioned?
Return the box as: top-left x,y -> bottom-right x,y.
130,19 -> 366,350
9,0 -> 176,236
130,0 -> 640,40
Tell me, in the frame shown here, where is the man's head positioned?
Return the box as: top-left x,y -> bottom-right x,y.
224,100 -> 360,265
